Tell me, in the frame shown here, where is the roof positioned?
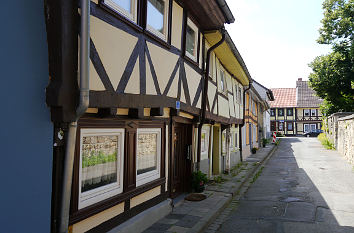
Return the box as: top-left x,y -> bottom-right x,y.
178,0 -> 234,30
296,80 -> 323,108
204,30 -> 251,85
269,88 -> 297,108
252,80 -> 274,101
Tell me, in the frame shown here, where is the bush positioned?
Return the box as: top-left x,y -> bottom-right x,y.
318,133 -> 335,150
191,171 -> 208,193
262,138 -> 268,147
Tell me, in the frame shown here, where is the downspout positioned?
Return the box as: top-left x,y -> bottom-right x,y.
58,0 -> 90,232
238,82 -> 252,162
196,28 -> 226,170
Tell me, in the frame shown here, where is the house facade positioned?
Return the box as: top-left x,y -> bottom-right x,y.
269,78 -> 323,136
44,0 -> 253,232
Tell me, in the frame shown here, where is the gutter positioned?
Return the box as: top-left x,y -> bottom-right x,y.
58,0 -> 90,232
238,81 -> 252,162
196,28 -> 226,170
216,0 -> 235,24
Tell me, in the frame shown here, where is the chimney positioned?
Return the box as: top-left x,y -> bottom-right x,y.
298,78 -> 302,81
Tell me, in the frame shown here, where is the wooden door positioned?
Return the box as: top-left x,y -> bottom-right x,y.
171,123 -> 192,198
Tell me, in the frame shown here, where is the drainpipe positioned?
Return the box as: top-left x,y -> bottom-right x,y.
58,0 -> 90,232
196,28 -> 226,171
238,82 -> 252,162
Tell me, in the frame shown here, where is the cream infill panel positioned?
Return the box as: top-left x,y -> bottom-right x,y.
171,2 -> 183,50
218,96 -> 230,118
130,186 -> 161,208
147,42 -> 179,95
125,59 -> 140,94
72,203 -> 124,233
184,64 -> 202,107
89,60 -> 105,91
228,94 -> 235,117
90,15 -> 138,90
117,108 -> 129,115
207,82 -> 217,112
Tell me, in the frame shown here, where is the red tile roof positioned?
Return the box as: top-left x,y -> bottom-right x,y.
269,88 -> 297,108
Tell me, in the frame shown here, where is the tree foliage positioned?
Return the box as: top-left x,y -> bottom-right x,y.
309,0 -> 354,116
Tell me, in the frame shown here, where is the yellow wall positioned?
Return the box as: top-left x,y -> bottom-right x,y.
171,2 -> 183,50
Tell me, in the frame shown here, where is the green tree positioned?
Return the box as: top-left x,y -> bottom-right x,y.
309,0 -> 354,116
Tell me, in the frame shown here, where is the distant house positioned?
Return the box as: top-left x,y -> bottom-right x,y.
269,78 -> 323,136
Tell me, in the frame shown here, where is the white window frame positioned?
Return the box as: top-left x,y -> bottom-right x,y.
78,128 -> 125,209
219,67 -> 227,93
104,0 -> 138,22
310,124 -> 317,131
304,109 -> 310,116
136,128 -> 161,187
146,0 -> 170,41
304,124 -> 310,132
185,18 -> 198,62
311,109 -> 316,116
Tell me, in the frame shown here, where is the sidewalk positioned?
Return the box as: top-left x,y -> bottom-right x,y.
142,144 -> 278,233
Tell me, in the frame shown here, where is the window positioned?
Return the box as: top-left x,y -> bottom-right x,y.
287,108 -> 293,116
304,109 -> 310,116
271,121 -> 276,131
234,132 -> 238,148
201,129 -> 209,153
278,122 -> 284,131
222,130 -> 227,155
270,109 -> 275,116
239,87 -> 242,103
278,108 -> 284,116
311,109 -> 316,116
185,18 -> 198,61
105,0 -> 137,22
219,68 -> 226,92
136,128 -> 161,186
310,124 -> 317,131
304,124 -> 310,132
146,0 -> 169,41
79,128 -> 125,209
287,122 -> 293,131
204,44 -> 213,77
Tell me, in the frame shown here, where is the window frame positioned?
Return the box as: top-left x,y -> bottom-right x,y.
146,0 -> 170,41
278,121 -> 284,131
104,0 -> 138,23
78,128 -> 125,210
136,128 -> 162,187
278,108 -> 284,116
270,109 -> 275,116
185,17 -> 199,62
304,109 -> 310,116
219,67 -> 227,93
287,108 -> 293,116
311,109 -> 316,116
287,122 -> 293,131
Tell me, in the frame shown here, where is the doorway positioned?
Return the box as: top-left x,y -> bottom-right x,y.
170,122 -> 192,198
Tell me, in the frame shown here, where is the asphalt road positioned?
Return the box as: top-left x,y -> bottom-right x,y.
218,137 -> 354,233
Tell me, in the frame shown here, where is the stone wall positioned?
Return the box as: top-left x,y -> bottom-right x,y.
337,114 -> 354,164
326,112 -> 354,165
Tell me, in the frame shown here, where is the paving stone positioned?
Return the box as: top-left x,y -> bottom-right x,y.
165,214 -> 185,220
167,225 -> 189,233
158,218 -> 179,225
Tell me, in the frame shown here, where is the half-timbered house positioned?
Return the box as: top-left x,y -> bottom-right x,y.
44,0 -> 252,232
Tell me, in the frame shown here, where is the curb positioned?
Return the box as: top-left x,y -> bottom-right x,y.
196,143 -> 279,233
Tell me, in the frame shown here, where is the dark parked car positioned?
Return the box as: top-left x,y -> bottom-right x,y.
303,129 -> 323,137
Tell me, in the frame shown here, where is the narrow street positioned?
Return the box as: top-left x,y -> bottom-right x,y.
214,137 -> 354,233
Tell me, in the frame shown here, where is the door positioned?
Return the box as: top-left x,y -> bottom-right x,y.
171,123 -> 192,198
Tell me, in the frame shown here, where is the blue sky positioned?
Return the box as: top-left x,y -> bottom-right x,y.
225,0 -> 331,88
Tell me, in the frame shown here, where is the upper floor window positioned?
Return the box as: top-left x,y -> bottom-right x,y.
105,0 -> 137,22
278,108 -> 284,116
304,109 -> 310,116
185,18 -> 198,62
287,108 -> 293,116
311,109 -> 316,116
239,87 -> 242,104
270,109 -> 275,116
204,44 -> 214,78
219,68 -> 226,93
146,0 -> 169,41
